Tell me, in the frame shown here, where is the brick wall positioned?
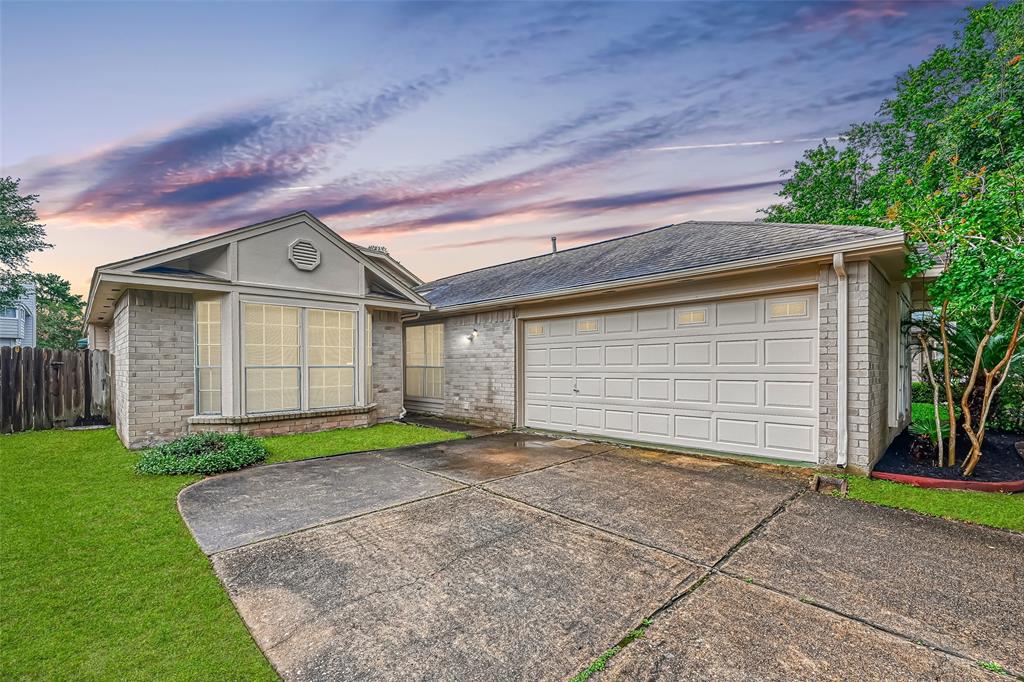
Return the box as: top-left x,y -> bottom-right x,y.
440,309 -> 516,427
116,290 -> 195,448
818,261 -> 896,472
190,406 -> 373,437
817,265 -> 839,465
371,309 -> 403,421
111,294 -> 131,445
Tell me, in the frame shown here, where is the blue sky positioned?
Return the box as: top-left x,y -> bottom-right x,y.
1,0 -> 973,292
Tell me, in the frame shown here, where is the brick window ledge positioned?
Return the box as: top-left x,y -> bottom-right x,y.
188,403 -> 377,426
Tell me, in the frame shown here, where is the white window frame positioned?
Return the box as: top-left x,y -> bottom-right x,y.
306,307 -> 357,410
0,307 -> 17,319
239,300 -> 363,416
194,300 -> 222,415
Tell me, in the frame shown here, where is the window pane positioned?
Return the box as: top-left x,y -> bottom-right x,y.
246,367 -> 300,412
308,367 -> 355,408
195,301 -> 222,415
425,324 -> 444,365
243,303 -> 300,367
307,308 -> 355,368
405,326 -> 425,366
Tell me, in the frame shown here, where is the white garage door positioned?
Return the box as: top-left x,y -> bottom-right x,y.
523,292 -> 818,462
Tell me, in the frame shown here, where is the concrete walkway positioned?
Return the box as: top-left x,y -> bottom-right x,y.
178,434 -> 1023,681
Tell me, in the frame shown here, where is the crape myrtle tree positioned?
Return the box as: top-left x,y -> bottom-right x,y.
762,1 -> 1024,474
0,177 -> 50,309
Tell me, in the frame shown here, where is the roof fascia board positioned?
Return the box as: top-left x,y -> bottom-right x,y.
86,272 -> 430,323
431,233 -> 906,314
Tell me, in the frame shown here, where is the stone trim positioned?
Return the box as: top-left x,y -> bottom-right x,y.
188,403 -> 377,425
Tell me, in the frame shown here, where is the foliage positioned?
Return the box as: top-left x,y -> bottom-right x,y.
911,381 -> 934,404
910,402 -> 951,443
261,421 -> 464,463
32,272 -> 85,349
0,177 -> 50,309
136,432 -> 268,475
762,2 -> 1024,474
989,376 -> 1024,431
840,474 -> 1024,532
0,428 -> 276,680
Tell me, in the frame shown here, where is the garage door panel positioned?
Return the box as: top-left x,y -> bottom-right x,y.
637,343 -> 670,365
765,380 -> 815,409
675,341 -> 712,366
716,417 -> 759,446
525,376 -> 549,396
765,421 -> 815,454
604,312 -> 634,333
675,378 -> 712,404
717,380 -> 758,407
605,345 -> 634,366
764,337 -> 815,366
549,347 -> 573,366
523,292 -> 818,463
604,410 -> 634,432
637,412 -> 671,437
717,339 -> 758,366
637,378 -> 671,401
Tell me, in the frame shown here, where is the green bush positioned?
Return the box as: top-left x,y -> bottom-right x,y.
990,379 -> 1024,433
136,432 -> 268,475
911,381 -> 934,404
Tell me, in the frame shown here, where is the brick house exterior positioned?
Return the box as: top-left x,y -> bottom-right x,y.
88,212 -> 913,472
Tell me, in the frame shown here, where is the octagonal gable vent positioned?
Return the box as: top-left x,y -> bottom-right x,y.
288,239 -> 321,271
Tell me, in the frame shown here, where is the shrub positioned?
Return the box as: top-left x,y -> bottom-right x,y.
136,433 -> 268,475
911,381 -> 934,404
990,378 -> 1024,433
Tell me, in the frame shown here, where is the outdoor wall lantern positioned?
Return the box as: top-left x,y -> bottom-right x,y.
467,328 -> 479,342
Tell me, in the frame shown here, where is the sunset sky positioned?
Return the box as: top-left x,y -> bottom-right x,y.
1,1 -> 974,295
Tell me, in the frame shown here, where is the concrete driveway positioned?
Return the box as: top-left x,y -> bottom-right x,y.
178,433 -> 1023,681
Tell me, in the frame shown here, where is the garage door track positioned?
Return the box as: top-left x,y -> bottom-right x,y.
178,433 -> 1023,681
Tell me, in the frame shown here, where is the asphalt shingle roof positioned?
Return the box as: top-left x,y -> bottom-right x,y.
418,221 -> 899,309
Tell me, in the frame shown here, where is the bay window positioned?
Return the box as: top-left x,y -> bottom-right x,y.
240,302 -> 360,415
195,300 -> 222,414
405,323 -> 444,399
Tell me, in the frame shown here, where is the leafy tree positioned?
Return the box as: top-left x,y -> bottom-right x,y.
32,273 -> 85,350
761,2 -> 1024,474
0,177 -> 50,309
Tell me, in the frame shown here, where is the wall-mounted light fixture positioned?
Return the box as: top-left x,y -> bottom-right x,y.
467,328 -> 479,342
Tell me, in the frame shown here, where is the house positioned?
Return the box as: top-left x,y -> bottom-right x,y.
84,211 -> 914,473
1,282 -> 37,348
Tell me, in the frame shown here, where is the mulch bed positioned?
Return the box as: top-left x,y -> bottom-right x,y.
873,428 -> 1024,490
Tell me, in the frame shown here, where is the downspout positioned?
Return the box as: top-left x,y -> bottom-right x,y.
833,252 -> 848,468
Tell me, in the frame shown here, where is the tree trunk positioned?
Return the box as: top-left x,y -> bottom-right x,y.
939,301 -> 957,466
962,307 -> 1023,477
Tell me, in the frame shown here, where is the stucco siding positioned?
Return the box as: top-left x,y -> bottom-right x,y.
438,309 -> 516,427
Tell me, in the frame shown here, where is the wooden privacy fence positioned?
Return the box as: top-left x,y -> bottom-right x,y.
0,347 -> 111,433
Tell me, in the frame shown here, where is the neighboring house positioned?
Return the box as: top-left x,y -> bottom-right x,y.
0,282 -> 37,348
85,211 -> 915,473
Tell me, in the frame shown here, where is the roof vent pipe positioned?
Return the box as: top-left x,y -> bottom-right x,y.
551,236 -> 558,254
833,252 -> 848,468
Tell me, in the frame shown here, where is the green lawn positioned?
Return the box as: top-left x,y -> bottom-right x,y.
843,475 -> 1024,532
262,421 -> 465,463
0,423 -> 461,680
841,401 -> 1022,532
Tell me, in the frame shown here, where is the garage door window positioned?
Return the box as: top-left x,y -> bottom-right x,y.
676,308 -> 707,326
405,324 -> 444,399
769,299 -> 808,319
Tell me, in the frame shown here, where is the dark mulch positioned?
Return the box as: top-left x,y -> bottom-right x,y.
875,428 -> 1024,483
